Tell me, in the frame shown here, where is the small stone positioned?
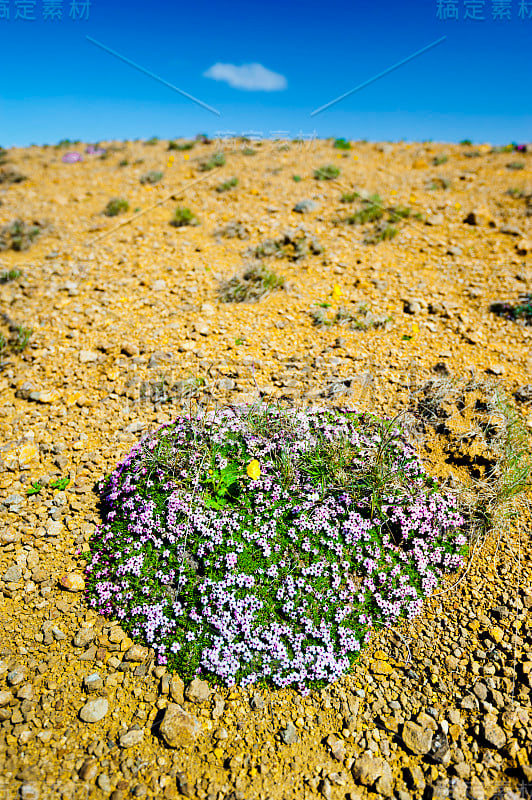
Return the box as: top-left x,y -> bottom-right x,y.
293,199 -> 318,213
79,350 -> 99,363
7,666 -> 25,686
119,728 -> 144,748
169,674 -> 184,705
97,774 -> 112,793
18,443 -> 40,470
185,678 -> 210,704
159,703 -> 201,748
123,644 -> 149,662
218,377 -> 236,392
402,720 -> 434,755
121,342 -> 139,357
73,627 -> 96,648
0,689 -> 12,706
326,734 -> 346,761
79,697 -> 109,723
46,520 -> 62,537
78,759 -> 99,781
83,673 -> 103,692
3,565 -> 22,583
20,784 -> 39,800
352,754 -> 393,797
251,692 -> 265,710
152,279 -> 167,291
59,572 -> 85,591
403,298 -> 423,315
175,772 -> 192,797
481,718 -> 506,749
280,721 -> 298,745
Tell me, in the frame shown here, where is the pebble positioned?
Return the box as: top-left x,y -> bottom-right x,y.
402,720 -> 434,755
280,721 -> 298,745
59,572 -> 85,591
185,677 -> 210,703
119,727 -> 144,748
293,199 -> 318,213
79,697 -> 109,723
159,703 -> 201,747
352,754 -> 393,797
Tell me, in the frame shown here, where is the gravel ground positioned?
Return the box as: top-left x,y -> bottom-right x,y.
0,138 -> 531,799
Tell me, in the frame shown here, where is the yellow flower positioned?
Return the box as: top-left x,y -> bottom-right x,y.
455,202 -> 461,210
184,154 -> 189,161
331,284 -> 342,302
246,459 -> 261,480
412,322 -> 419,336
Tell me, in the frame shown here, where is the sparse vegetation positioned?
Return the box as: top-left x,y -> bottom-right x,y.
506,161 -> 525,170
0,268 -> 22,284
104,197 -> 129,217
433,154 -> 448,165
139,170 -> 163,185
198,152 -> 226,171
168,140 -> 194,151
333,138 -> 351,150
346,194 -> 384,224
460,139 -> 473,146
242,147 -> 257,156
311,301 -> 392,330
314,164 -> 341,180
216,177 -> 238,193
292,175 -> 302,182
170,206 -> 199,227
248,230 -> 323,262
0,219 -> 45,251
219,263 -> 285,303
490,293 -> 532,324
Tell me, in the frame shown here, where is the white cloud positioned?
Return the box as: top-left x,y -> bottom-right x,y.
203,62 -> 287,92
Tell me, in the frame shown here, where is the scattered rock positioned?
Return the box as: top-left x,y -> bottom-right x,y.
184,678 -> 210,704
293,199 -> 318,213
119,728 -> 144,748
79,697 -> 109,723
352,754 -> 393,797
280,721 -> 298,745
402,720 -> 434,755
159,703 -> 201,748
59,572 -> 85,591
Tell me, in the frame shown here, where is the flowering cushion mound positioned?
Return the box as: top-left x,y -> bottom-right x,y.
85,404 -> 467,695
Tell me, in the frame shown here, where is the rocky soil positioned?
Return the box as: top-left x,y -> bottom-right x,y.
0,137 -> 531,799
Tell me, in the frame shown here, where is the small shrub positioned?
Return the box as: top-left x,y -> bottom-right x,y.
368,223 -> 398,243
0,219 -> 44,252
292,175 -> 302,182
119,159 -> 129,167
0,268 -> 22,284
341,191 -> 360,203
198,152 -> 226,171
140,170 -> 163,185
428,177 -> 451,191
506,161 -> 525,170
145,136 -> 159,146
170,206 -> 199,227
314,164 -> 340,180
214,221 -> 249,240
242,147 -> 257,156
346,194 -> 384,225
216,177 -> 238,193
10,324 -> 32,352
104,197 -> 129,217
433,154 -> 448,165
460,139 -> 473,145
219,263 -> 285,303
334,138 -> 351,150
490,294 -> 532,324
168,141 -> 194,151
464,151 -> 481,158
249,230 -> 323,262
311,301 -> 391,330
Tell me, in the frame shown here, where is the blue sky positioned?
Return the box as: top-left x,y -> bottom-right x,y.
1,0 -> 531,146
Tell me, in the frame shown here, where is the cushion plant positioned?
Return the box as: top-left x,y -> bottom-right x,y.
85,403 -> 466,695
